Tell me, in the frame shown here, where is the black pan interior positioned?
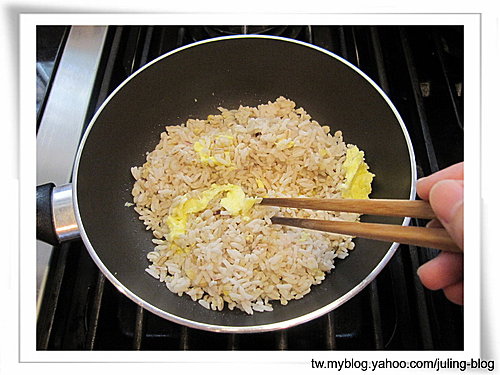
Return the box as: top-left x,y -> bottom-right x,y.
76,36 -> 413,329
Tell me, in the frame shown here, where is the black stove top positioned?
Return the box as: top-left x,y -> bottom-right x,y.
36,25 -> 464,350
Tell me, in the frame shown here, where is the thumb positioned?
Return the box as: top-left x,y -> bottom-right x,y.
429,179 -> 464,250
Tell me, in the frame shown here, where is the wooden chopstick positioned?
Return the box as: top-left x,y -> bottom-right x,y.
260,198 -> 436,219
270,217 -> 461,253
260,198 -> 460,252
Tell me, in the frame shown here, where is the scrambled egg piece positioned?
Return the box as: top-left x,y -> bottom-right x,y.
193,135 -> 233,167
220,186 -> 256,216
319,148 -> 329,157
275,138 -> 295,150
193,140 -> 225,166
166,184 -> 258,240
341,146 -> 375,199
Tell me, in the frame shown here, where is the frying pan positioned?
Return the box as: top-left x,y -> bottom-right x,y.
36,35 -> 416,333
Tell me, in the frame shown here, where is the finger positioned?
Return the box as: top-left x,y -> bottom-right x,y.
443,281 -> 464,305
425,218 -> 443,228
416,162 -> 464,201
429,180 -> 464,250
417,251 -> 463,290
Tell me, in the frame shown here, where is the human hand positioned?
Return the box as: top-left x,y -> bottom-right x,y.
415,162 -> 464,305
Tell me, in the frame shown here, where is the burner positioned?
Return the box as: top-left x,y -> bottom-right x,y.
188,25 -> 306,41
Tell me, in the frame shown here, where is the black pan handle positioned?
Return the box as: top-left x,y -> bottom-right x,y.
37,183 -> 59,246
37,183 -> 80,246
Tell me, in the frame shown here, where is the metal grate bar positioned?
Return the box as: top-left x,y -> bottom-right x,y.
338,26 -> 348,60
36,245 -> 70,349
325,312 -> 337,349
93,27 -> 124,113
139,26 -> 154,68
133,306 -> 145,349
129,27 -> 145,74
227,334 -> 239,350
432,28 -> 463,130
277,330 -> 288,350
62,248 -> 102,349
305,25 -> 313,44
156,27 -> 168,57
85,272 -> 106,350
37,26 -> 70,132
177,27 -> 186,48
388,251 -> 417,348
152,26 -> 185,56
180,326 -> 189,350
350,27 -> 361,67
408,243 -> 434,349
399,27 -> 439,173
309,26 -> 336,53
369,26 -> 390,93
368,281 -> 384,349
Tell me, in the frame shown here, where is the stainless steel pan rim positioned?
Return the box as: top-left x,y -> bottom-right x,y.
72,34 -> 417,333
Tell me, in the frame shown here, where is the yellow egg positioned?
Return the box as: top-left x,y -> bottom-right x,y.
341,146 -> 375,199
185,269 -> 196,280
194,136 -> 233,167
274,138 -> 295,150
311,268 -> 325,278
166,184 -> 258,241
220,187 -> 245,215
193,140 -> 213,163
255,178 -> 265,189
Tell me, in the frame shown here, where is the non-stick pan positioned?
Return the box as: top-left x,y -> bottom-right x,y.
36,35 -> 416,333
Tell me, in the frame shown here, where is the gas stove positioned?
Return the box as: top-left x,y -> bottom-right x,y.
36,25 -> 464,350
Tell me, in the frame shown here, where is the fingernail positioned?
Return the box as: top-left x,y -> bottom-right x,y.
416,266 -> 422,277
425,219 -> 442,228
416,176 -> 427,187
429,180 -> 463,225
